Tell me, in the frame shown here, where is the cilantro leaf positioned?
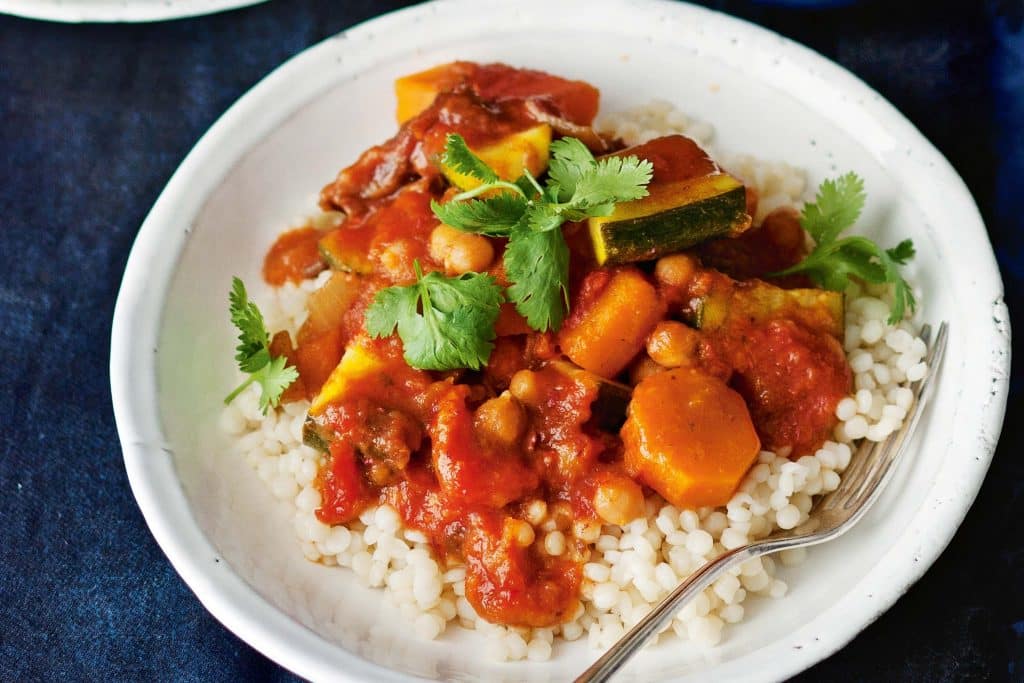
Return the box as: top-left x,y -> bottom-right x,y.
772,173 -> 915,324
784,237 -> 885,292
505,223 -> 571,332
878,246 -> 917,323
799,171 -> 865,246
224,276 -> 299,413
886,239 -> 916,264
251,356 -> 300,413
568,154 -> 653,210
426,133 -> 652,337
365,261 -> 505,370
524,202 -> 565,233
364,283 -> 418,338
430,194 -> 526,236
229,276 -> 270,371
547,137 -> 597,201
439,133 -> 499,184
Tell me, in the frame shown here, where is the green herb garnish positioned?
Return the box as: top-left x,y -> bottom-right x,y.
505,223 -> 571,331
772,172 -> 916,324
224,276 -> 299,413
430,133 -> 653,332
365,134 -> 651,371
365,260 -> 505,371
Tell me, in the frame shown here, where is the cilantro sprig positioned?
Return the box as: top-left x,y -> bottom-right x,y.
772,172 -> 916,324
224,277 -> 299,413
362,134 -> 651,372
365,261 -> 505,370
430,133 -> 653,331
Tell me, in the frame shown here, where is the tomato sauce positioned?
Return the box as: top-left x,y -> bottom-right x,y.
263,227 -> 326,285
260,62 -> 853,628
726,320 -> 850,455
698,207 -> 811,284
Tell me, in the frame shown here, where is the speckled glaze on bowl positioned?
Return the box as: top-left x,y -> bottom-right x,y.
0,0 -> 265,23
110,1 -> 1010,681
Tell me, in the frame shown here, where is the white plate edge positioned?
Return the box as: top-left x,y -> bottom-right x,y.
0,0 -> 266,23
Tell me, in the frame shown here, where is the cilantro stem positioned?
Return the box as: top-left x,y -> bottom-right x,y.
223,375 -> 256,405
412,260 -> 441,341
521,168 -> 545,197
452,180 -> 526,202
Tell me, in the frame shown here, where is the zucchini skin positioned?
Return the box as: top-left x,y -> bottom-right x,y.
590,182 -> 749,266
317,227 -> 374,274
689,280 -> 845,341
302,417 -> 332,452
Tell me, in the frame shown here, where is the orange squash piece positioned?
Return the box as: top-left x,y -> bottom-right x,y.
558,268 -> 664,378
394,61 -> 475,123
623,368 -> 761,508
294,328 -> 345,398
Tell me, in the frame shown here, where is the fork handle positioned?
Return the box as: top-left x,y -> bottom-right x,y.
574,545 -> 753,683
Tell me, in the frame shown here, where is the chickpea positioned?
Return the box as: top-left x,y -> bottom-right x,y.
629,355 -> 665,385
646,320 -> 700,368
445,233 -> 494,274
473,392 -> 527,447
593,477 -> 645,526
509,369 -> 543,406
654,253 -> 699,289
428,224 -> 461,263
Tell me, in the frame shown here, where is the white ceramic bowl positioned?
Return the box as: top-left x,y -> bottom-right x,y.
110,1 -> 1011,680
0,0 -> 265,23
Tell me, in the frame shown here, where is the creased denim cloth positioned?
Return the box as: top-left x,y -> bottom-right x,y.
0,1 -> 1020,680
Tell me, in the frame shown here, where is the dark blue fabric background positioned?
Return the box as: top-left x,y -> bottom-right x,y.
0,0 -> 1020,680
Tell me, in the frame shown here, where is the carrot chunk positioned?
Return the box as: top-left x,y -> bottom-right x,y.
558,268 -> 664,378
393,61 -> 476,123
623,368 -> 761,508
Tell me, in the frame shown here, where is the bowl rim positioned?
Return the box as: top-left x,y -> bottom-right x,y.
0,0 -> 266,23
110,1 -> 1011,681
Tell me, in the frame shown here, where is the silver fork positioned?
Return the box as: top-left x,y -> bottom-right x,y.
576,321 -> 949,683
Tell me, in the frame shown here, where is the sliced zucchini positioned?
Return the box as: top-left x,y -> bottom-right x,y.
309,342 -> 387,417
689,279 -> 845,340
304,339 -> 434,452
302,420 -> 332,452
318,226 -> 374,274
303,342 -> 391,451
589,174 -> 750,266
440,123 -> 552,191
